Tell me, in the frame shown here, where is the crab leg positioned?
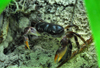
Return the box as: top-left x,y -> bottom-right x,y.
24,36 -> 30,50
65,25 -> 79,30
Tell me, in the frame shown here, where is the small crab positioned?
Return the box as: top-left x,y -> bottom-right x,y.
23,22 -> 87,64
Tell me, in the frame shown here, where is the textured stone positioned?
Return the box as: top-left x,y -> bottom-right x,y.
0,0 -> 97,68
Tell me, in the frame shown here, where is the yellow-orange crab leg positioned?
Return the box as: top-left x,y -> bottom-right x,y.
54,46 -> 67,63
24,36 -> 30,50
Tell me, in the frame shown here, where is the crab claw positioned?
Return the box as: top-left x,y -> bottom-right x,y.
24,27 -> 40,36
54,46 -> 68,63
23,27 -> 41,50
24,36 -> 30,50
54,36 -> 72,63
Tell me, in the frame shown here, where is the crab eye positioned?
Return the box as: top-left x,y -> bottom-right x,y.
30,27 -> 36,33
30,28 -> 34,32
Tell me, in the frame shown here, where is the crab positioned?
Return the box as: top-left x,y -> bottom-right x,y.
22,22 -> 87,64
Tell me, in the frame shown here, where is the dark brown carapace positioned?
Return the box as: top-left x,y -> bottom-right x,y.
35,22 -> 64,37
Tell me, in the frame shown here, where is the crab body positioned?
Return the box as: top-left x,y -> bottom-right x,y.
35,22 -> 64,37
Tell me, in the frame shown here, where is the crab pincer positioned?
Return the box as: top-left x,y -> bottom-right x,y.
54,36 -> 72,63
24,36 -> 30,50
23,27 -> 40,50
